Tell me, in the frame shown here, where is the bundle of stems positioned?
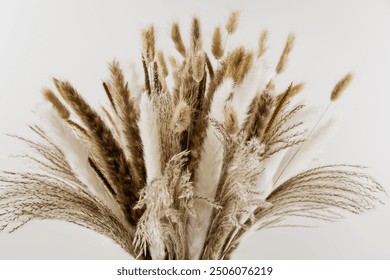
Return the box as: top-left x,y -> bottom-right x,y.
0,11 -> 385,260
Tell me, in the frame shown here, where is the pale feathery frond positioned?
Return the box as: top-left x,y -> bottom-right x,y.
186,78 -> 234,259
138,93 -> 162,184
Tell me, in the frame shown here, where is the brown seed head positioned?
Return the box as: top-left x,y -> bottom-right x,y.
330,73 -> 353,101
169,55 -> 179,69
225,47 -> 254,84
190,16 -> 202,53
142,25 -> 156,63
192,52 -> 205,83
225,10 -> 240,34
171,100 -> 192,133
276,33 -> 295,74
291,82 -> 305,97
225,103 -> 239,135
257,29 -> 268,58
275,82 -> 304,104
171,22 -> 187,57
157,51 -> 168,77
211,26 -> 224,59
43,88 -> 70,119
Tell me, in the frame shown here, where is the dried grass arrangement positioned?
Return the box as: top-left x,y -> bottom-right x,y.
0,11 -> 385,260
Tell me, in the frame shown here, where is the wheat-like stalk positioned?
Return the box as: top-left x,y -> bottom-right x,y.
0,11 -> 385,260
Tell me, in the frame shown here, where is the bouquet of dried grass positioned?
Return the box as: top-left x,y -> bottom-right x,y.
0,11 -> 385,259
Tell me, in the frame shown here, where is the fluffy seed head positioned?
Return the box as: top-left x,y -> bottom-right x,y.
225,10 -> 240,34
43,88 -> 70,119
225,48 -> 254,84
142,25 -> 156,63
291,82 -> 305,97
169,56 -> 179,69
171,22 -> 187,57
257,29 -> 268,58
211,26 -> 224,59
190,17 -> 202,53
276,33 -> 295,74
171,100 -> 192,133
331,73 -> 353,101
157,51 -> 168,77
192,52 -> 205,83
224,103 -> 239,135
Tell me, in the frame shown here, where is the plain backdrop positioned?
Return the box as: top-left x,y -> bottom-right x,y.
0,0 -> 390,259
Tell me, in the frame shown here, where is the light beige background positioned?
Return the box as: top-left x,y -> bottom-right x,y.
0,0 -> 390,259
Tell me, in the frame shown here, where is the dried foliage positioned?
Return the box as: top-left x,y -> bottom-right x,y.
0,12 -> 385,260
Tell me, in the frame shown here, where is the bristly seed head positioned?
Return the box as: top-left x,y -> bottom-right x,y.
142,25 -> 156,64
257,29 -> 268,58
330,73 -> 353,101
276,33 -> 295,74
225,10 -> 240,34
171,22 -> 187,57
212,26 -> 224,59
190,16 -> 202,53
224,103 -> 239,135
157,51 -> 168,78
42,88 -> 70,120
225,48 -> 254,84
171,100 -> 192,133
192,52 -> 205,83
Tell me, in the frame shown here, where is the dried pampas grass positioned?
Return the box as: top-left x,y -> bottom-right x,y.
0,11 -> 386,260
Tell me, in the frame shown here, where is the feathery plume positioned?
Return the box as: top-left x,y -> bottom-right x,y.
192,52 -> 205,83
225,47 -> 254,84
42,88 -> 70,120
52,78 -> 140,225
224,103 -> 239,135
171,22 -> 187,57
142,25 -> 156,64
225,10 -> 240,34
243,92 -> 275,139
186,79 -> 234,259
212,26 -> 224,59
205,54 -> 215,79
229,59 -> 268,129
171,100 -> 192,134
190,16 -> 202,53
331,73 -> 353,101
102,81 -> 117,113
108,60 -> 146,188
138,94 -> 162,184
257,29 -> 268,58
169,55 -> 179,69
276,33 -> 295,74
275,82 -> 305,104
157,51 -> 168,77
263,83 -> 294,141
141,54 -> 151,95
